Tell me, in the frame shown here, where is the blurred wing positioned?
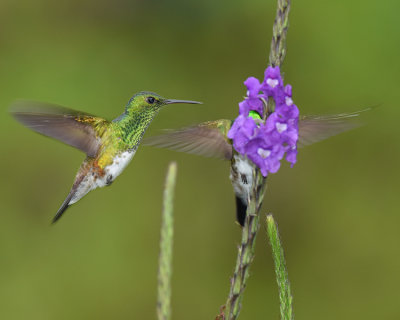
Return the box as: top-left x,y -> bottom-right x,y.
11,100 -> 109,157
144,110 -> 368,158
143,121 -> 232,160
298,109 -> 367,147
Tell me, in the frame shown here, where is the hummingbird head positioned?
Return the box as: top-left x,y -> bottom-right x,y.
125,91 -> 201,115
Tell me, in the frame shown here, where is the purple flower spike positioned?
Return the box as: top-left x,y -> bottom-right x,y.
229,65 -> 299,177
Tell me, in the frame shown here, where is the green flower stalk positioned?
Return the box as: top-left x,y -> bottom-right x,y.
223,170 -> 267,320
266,214 -> 294,320
269,0 -> 291,67
222,0 -> 291,318
157,162 -> 177,320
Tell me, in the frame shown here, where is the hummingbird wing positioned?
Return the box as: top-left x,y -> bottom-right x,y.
143,120 -> 233,160
11,101 -> 109,157
144,109 -> 367,159
298,109 -> 367,147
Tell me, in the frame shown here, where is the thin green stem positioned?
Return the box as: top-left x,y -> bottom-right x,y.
266,214 -> 293,320
157,162 -> 177,320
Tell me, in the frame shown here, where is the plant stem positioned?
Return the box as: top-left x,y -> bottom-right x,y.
224,213 -> 259,319
223,171 -> 267,320
222,0 -> 291,318
157,162 -> 177,320
266,214 -> 293,320
269,0 -> 291,67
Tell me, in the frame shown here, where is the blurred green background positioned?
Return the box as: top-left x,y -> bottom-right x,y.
1,0 -> 399,319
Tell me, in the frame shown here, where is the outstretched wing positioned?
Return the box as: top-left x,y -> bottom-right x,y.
144,109 -> 368,160
298,109 -> 367,147
11,100 -> 109,157
143,120 -> 233,160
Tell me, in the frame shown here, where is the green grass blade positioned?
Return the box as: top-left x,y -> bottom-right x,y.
157,162 -> 177,320
266,214 -> 294,320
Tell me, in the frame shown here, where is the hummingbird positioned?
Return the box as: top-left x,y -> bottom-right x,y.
143,109 -> 366,226
11,91 -> 201,223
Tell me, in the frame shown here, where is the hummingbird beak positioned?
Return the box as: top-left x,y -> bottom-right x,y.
164,99 -> 202,105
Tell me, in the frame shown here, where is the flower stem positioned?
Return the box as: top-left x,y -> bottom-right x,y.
269,0 -> 291,68
223,170 -> 267,320
157,162 -> 177,320
266,214 -> 294,320
221,0 -> 291,318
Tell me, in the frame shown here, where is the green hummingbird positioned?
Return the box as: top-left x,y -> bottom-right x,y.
143,109 -> 366,226
11,91 -> 201,223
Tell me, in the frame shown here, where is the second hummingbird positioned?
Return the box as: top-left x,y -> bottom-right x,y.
11,91 -> 201,223
143,109 -> 366,226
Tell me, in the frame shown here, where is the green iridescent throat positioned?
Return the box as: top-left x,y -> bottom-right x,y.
114,108 -> 160,149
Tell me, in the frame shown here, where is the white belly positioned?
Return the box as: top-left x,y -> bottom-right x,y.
69,150 -> 135,205
104,150 -> 136,181
230,154 -> 254,204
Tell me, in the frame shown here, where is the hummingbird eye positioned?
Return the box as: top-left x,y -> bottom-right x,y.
147,97 -> 156,104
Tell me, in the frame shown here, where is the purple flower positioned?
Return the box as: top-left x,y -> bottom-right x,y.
239,77 -> 264,115
276,103 -> 299,119
244,136 -> 284,176
267,107 -> 299,144
285,146 -> 297,167
229,66 -> 300,177
227,115 -> 257,154
244,77 -> 262,97
284,84 -> 292,97
264,66 -> 283,88
262,66 -> 284,102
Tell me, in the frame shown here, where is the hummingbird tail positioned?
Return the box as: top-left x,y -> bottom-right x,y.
235,196 -> 247,227
52,192 -> 74,224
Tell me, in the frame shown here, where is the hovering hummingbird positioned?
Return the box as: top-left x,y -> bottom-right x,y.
143,110 -> 366,226
11,91 -> 201,223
